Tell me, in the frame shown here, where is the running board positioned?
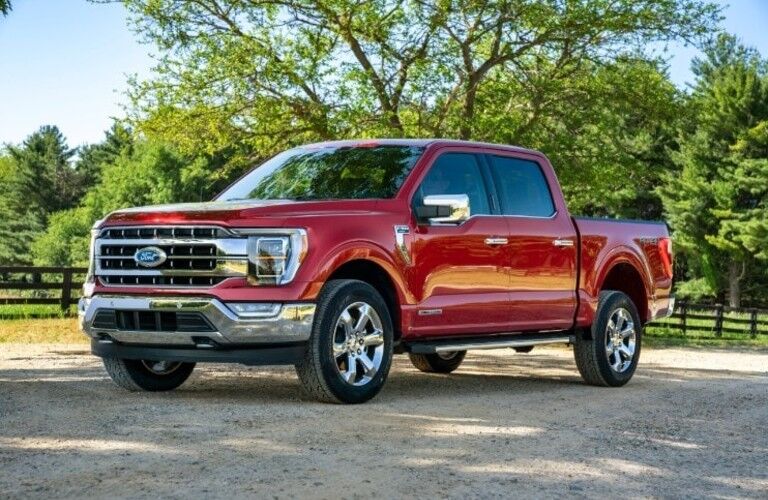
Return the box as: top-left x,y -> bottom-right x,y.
405,333 -> 574,354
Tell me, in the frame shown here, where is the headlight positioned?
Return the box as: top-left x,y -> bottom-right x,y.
243,229 -> 307,285
85,220 -> 103,285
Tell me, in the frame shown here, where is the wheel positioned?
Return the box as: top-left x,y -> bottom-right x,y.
574,290 -> 642,387
408,350 -> 466,373
295,279 -> 394,404
102,357 -> 195,392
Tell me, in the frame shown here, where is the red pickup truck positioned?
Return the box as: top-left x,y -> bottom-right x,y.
79,140 -> 674,403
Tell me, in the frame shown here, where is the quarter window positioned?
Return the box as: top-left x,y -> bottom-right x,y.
416,153 -> 491,216
489,156 -> 555,217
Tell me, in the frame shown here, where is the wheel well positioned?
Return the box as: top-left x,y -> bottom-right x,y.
327,260 -> 401,339
601,263 -> 648,322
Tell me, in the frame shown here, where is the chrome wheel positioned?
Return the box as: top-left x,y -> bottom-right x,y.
332,301 -> 385,386
605,308 -> 636,373
140,360 -> 183,375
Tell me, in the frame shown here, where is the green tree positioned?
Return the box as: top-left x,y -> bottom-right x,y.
32,139 -> 225,266
660,35 -> 768,307
122,0 -> 720,209
7,125 -> 80,215
0,0 -> 11,16
0,153 -> 44,265
76,122 -> 135,186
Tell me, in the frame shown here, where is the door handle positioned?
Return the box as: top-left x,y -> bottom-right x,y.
485,237 -> 508,246
553,239 -> 574,247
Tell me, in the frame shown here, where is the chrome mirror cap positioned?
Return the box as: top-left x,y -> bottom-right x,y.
423,194 -> 470,224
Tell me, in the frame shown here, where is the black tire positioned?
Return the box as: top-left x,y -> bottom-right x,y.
102,357 -> 195,392
295,279 -> 394,404
408,351 -> 466,373
574,290 -> 642,387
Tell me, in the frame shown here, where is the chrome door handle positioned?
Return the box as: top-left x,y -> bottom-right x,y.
485,237 -> 508,246
553,239 -> 574,247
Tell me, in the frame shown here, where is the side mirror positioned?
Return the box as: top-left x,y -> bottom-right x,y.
415,194 -> 470,225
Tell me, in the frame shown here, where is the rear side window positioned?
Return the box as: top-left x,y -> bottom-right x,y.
489,156 -> 555,217
417,153 -> 490,215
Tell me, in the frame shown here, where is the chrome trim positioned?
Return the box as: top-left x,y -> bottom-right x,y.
423,194 -> 470,224
553,238 -> 575,247
79,295 -> 315,346
93,225 -> 250,288
418,309 -> 443,316
484,237 -> 508,245
98,225 -> 236,238
431,336 -> 571,353
394,225 -> 411,265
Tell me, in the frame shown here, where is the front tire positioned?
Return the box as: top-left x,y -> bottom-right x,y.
295,280 -> 394,404
102,358 -> 195,392
574,290 -> 642,387
408,351 -> 466,373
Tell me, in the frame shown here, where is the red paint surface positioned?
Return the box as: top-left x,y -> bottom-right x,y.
92,140 -> 673,338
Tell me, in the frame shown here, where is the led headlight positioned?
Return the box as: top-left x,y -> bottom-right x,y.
244,229 -> 307,285
227,302 -> 281,318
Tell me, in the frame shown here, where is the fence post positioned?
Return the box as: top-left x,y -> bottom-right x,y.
714,303 -> 724,337
750,309 -> 758,339
680,301 -> 687,336
60,268 -> 72,313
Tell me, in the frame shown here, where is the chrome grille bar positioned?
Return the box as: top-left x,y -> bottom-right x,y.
95,225 -> 248,288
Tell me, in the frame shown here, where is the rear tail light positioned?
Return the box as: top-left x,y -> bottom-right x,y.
658,237 -> 673,279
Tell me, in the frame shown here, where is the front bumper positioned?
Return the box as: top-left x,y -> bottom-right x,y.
79,295 -> 315,347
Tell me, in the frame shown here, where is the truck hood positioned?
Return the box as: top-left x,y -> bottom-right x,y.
102,199 -> 400,227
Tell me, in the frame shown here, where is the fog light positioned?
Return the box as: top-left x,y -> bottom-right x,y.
227,302 -> 281,318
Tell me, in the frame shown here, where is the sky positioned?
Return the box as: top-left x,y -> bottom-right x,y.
1,0 -> 767,147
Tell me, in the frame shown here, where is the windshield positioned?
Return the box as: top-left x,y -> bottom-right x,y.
216,145 -> 425,201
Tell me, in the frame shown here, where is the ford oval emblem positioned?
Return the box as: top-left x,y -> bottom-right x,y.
134,246 -> 167,268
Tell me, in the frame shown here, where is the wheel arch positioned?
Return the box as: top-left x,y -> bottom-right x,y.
315,244 -> 409,340
596,256 -> 650,323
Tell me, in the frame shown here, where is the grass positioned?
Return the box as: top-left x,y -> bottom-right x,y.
0,317 -> 85,343
0,304 -> 77,320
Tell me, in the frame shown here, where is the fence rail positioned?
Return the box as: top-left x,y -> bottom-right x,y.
657,301 -> 768,338
0,266 -> 87,312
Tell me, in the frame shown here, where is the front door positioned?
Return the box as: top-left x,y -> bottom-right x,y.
408,151 -> 512,337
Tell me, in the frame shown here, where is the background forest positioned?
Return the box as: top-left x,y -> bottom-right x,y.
1,0 -> 767,307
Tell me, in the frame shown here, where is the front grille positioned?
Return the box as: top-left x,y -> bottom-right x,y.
99,244 -> 218,271
100,226 -> 227,240
92,309 -> 216,332
94,225 -> 248,288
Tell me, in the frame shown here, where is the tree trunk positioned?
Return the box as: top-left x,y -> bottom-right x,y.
728,260 -> 743,308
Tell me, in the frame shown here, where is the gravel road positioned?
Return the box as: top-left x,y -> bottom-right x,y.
1,343 -> 766,499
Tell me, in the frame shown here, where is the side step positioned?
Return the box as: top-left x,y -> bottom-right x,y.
405,332 -> 574,354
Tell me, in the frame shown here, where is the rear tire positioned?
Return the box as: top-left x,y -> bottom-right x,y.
295,279 -> 394,404
574,290 -> 642,387
408,351 -> 466,373
102,357 -> 195,392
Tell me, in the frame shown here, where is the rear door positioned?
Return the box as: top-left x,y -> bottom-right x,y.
485,152 -> 578,331
408,150 -> 512,336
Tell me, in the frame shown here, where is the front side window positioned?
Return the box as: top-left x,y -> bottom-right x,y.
489,156 -> 555,217
415,153 -> 491,215
217,145 -> 424,201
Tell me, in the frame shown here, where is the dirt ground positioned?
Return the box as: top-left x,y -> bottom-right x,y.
0,343 -> 766,499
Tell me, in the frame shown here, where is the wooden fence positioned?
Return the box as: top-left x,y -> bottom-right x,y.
658,301 -> 768,338
0,266 -> 87,312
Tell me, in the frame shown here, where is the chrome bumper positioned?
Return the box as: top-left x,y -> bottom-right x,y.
79,295 -> 315,346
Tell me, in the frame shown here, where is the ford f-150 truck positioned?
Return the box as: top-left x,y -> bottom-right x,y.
79,139 -> 674,403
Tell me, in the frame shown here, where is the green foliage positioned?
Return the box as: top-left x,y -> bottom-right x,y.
32,139 -> 226,266
659,34 -> 768,307
122,0 -> 720,214
0,0 -> 10,16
